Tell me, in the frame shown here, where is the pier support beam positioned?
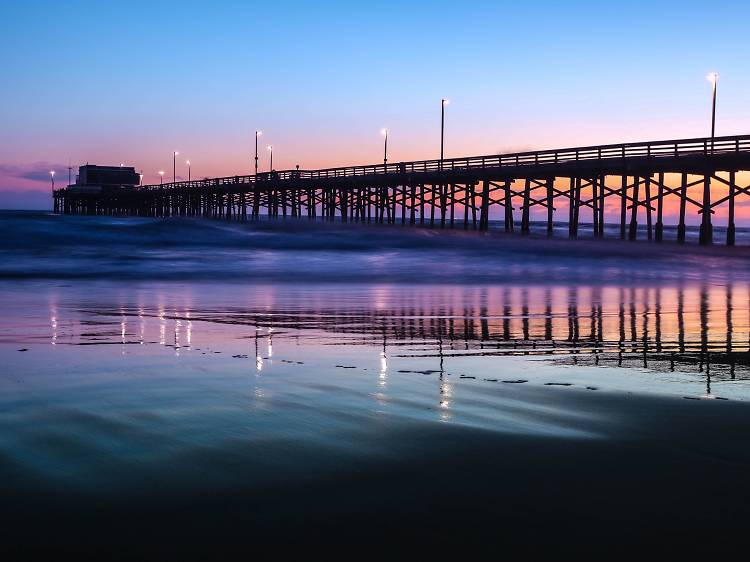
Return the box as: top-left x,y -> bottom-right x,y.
644,174 -> 653,241
546,177 -> 554,235
619,175 -> 627,240
655,172 -> 664,242
504,180 -> 514,232
678,173 -> 687,243
727,171 -> 736,246
592,176 -> 599,237
480,180 -> 490,231
598,174 -> 605,237
699,173 -> 713,245
463,183 -> 470,230
571,177 -> 581,238
521,178 -> 531,234
568,177 -> 575,238
629,176 -> 640,241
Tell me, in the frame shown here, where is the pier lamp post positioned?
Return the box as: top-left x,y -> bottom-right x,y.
706,72 -> 718,153
159,171 -> 165,185
50,170 -> 55,213
139,172 -> 143,186
173,151 -> 179,183
268,145 -> 273,172
381,128 -> 389,167
440,98 -> 449,169
186,160 -> 191,182
255,130 -> 262,176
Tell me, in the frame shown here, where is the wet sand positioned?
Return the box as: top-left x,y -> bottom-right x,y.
2,280 -> 750,557
4,395 -> 750,557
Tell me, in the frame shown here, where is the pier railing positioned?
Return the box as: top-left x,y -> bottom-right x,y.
138,134 -> 750,191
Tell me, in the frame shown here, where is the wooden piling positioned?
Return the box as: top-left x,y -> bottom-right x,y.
571,177 -> 581,238
598,174 -> 605,237
727,171 -> 736,246
629,176 -> 639,241
568,177 -> 576,238
430,184 -> 436,227
521,178 -> 531,234
592,176 -> 599,237
463,184 -> 470,230
644,174 -> 653,241
504,180 -> 514,232
545,177 -> 554,235
449,184 -> 456,228
677,173 -> 687,243
480,180 -> 490,231
699,173 -> 713,245
655,172 -> 664,242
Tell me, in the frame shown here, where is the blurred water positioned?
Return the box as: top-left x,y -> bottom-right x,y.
1,211 -> 750,284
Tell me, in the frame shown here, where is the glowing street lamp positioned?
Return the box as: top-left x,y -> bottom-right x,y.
255,130 -> 262,176
173,151 -> 179,182
159,170 -> 165,185
381,128 -> 389,166
440,98 -> 450,168
186,160 -> 191,182
706,72 -> 718,152
49,170 -> 55,191
139,172 -> 144,186
268,145 -> 273,172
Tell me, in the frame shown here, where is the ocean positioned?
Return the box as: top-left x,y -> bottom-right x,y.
2,210 -> 750,557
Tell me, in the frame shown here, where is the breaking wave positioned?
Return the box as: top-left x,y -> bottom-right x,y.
1,210 -> 748,284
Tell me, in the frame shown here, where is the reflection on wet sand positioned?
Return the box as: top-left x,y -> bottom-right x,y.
69,283 -> 750,382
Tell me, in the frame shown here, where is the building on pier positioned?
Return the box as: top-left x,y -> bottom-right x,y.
67,164 -> 140,193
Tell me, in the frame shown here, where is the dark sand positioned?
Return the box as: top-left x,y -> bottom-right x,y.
3,389 -> 749,557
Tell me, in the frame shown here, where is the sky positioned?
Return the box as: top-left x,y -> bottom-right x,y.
2,0 -> 750,216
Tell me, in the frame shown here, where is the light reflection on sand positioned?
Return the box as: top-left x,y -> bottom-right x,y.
3,281 -> 750,416
69,282 -> 750,371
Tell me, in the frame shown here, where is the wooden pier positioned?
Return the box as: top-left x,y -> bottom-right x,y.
54,134 -> 750,245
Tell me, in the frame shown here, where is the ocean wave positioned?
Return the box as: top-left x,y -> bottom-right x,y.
1,211 -> 748,284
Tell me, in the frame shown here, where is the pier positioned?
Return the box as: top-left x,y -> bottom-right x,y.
54,134 -> 750,245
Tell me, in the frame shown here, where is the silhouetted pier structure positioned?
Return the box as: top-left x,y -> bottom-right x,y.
55,134 -> 750,245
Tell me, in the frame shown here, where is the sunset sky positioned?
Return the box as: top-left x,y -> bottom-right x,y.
2,0 -> 750,216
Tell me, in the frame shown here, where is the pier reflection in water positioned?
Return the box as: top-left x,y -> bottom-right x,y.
62,282 -> 750,388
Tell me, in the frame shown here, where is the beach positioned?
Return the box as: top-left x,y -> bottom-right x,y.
2,211 -> 750,556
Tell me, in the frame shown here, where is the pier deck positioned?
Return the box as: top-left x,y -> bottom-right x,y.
55,134 -> 750,245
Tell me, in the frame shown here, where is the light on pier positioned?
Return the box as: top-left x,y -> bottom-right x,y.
440,98 -> 450,168
706,72 -> 718,151
381,128 -> 389,166
255,130 -> 262,176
